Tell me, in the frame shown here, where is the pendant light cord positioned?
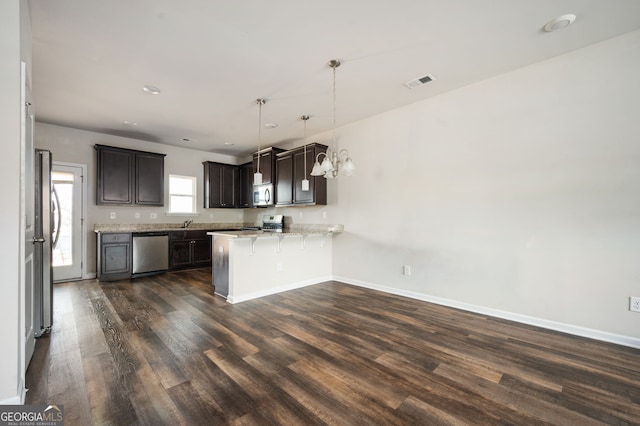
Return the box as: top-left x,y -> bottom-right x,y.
332,63 -> 337,147
303,117 -> 307,177
258,102 -> 261,173
256,99 -> 264,174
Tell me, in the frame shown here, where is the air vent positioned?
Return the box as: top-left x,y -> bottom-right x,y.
405,74 -> 435,89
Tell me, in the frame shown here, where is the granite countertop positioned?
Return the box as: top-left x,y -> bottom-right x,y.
208,224 -> 343,239
94,223 -> 344,235
94,223 -> 244,233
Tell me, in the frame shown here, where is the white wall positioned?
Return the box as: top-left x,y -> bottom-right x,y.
319,30 -> 640,341
0,0 -> 28,404
34,123 -> 247,275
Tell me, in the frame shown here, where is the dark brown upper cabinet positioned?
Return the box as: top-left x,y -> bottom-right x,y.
239,161 -> 254,208
275,143 -> 327,206
275,151 -> 293,206
96,145 -> 165,206
135,152 -> 165,205
203,161 -> 239,208
252,147 -> 285,185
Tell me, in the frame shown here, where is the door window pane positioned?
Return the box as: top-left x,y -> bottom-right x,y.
52,171 -> 74,266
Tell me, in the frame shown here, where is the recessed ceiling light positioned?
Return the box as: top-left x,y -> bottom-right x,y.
224,142 -> 235,146
122,121 -> 137,126
264,123 -> 278,129
142,85 -> 161,95
544,14 -> 576,32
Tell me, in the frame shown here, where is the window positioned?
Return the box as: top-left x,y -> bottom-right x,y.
168,174 -> 197,214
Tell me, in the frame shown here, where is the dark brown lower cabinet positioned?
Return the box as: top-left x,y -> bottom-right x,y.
97,233 -> 132,281
169,230 -> 212,270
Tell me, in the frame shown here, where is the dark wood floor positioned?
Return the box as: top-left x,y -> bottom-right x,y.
26,269 -> 640,425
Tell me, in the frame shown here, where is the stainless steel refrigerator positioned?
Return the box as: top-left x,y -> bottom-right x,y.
34,149 -> 53,337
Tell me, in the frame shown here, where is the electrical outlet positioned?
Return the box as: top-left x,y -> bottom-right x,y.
630,296 -> 640,313
277,263 -> 283,272
134,212 -> 140,219
322,211 -> 327,219
109,212 -> 116,219
403,265 -> 411,276
150,212 -> 157,219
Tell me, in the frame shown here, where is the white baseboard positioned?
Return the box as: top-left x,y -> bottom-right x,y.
228,276 -> 333,304
0,382 -> 25,405
333,275 -> 640,350
53,272 -> 96,284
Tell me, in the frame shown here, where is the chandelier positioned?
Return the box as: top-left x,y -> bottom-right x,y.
310,59 -> 355,179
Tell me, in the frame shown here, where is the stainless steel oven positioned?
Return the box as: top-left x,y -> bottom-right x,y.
241,214 -> 284,232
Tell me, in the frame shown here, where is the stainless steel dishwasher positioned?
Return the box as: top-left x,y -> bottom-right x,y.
132,232 -> 169,276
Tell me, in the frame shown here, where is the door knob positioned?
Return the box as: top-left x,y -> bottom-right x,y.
32,237 -> 46,244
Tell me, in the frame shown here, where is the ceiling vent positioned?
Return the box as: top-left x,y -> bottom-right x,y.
405,74 -> 435,89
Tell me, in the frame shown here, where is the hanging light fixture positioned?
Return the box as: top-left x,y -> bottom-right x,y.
254,98 -> 266,185
310,59 -> 355,179
300,115 -> 310,191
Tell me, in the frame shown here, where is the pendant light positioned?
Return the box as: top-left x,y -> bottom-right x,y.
300,115 -> 310,191
310,59 -> 356,179
253,98 -> 266,186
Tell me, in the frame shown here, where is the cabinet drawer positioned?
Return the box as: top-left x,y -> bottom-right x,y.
101,233 -> 131,243
170,230 -> 211,241
185,230 -> 210,240
170,230 -> 186,241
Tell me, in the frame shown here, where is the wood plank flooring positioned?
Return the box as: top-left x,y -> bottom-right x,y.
26,269 -> 640,425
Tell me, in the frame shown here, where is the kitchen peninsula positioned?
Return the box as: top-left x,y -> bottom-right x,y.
208,223 -> 342,303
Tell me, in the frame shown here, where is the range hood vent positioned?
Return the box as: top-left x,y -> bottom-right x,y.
405,74 -> 435,89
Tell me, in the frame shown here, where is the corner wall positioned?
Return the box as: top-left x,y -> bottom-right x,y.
325,30 -> 640,342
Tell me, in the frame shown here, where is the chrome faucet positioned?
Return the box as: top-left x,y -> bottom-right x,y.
182,220 -> 193,228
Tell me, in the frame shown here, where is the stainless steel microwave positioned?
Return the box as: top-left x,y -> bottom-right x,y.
253,184 -> 273,206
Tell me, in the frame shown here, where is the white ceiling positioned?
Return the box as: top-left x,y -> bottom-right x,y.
29,0 -> 640,156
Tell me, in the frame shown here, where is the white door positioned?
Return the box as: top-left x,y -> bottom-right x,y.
22,62 -> 35,369
52,163 -> 84,282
